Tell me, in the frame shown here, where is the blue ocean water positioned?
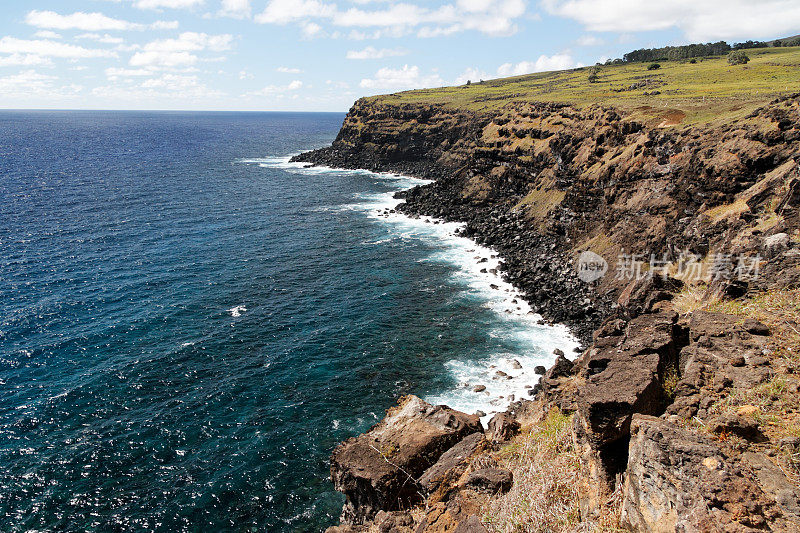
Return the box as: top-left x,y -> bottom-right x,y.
0,111 -> 576,532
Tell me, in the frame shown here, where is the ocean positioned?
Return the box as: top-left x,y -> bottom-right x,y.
0,111 -> 576,531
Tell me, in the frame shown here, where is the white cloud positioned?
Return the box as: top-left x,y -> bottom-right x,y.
576,34 -> 604,46
141,73 -> 205,90
134,0 -> 205,10
219,0 -> 251,18
255,0 -> 336,24
130,32 -> 233,67
93,73 -> 223,102
151,20 -> 181,30
0,54 -> 53,67
255,0 -> 527,37
26,10 -> 139,31
301,22 -> 324,38
76,33 -> 125,44
0,70 -> 54,92
326,79 -> 350,89
542,0 -> 800,41
276,66 -> 302,73
359,64 -> 444,91
245,79 -> 304,96
131,50 -> 199,67
454,66 -> 490,85
25,10 -> 178,32
496,54 -> 582,76
0,70 -> 82,99
105,67 -> 153,80
346,46 -> 407,59
33,30 -> 62,39
0,37 -> 116,59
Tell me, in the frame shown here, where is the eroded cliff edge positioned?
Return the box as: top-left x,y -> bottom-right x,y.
294,95 -> 800,531
294,96 -> 800,343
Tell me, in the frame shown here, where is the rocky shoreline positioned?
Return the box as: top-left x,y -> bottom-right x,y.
294,94 -> 800,531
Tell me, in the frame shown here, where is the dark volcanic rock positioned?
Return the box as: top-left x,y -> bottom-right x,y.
463,468 -> 513,494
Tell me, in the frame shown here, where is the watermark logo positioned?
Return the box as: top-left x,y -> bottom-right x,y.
575,250 -> 761,283
576,251 -> 608,282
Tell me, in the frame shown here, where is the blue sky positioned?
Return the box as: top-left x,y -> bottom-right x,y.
0,0 -> 798,111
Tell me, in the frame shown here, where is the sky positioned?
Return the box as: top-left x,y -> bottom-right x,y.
0,0 -> 799,111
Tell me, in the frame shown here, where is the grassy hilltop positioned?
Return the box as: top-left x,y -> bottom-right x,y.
371,46 -> 800,125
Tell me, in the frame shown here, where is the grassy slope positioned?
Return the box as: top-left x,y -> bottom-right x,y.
369,46 -> 800,125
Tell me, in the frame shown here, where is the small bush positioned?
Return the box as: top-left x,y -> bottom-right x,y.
689,58 -> 697,64
588,66 -> 600,83
647,63 -> 661,70
727,50 -> 750,65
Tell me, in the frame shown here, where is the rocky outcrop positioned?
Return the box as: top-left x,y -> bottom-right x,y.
621,415 -> 785,532
330,395 -> 482,524
306,94 -> 800,531
419,432 -> 488,504
295,95 -> 800,344
572,310 -> 687,515
324,300 -> 798,531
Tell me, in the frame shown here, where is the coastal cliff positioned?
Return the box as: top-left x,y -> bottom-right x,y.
295,65 -> 800,530
295,94 -> 800,343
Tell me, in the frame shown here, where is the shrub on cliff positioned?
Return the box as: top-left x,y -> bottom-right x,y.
648,63 -> 661,70
728,50 -> 750,65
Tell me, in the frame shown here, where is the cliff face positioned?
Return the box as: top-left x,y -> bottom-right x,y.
295,95 -> 800,342
299,94 -> 800,532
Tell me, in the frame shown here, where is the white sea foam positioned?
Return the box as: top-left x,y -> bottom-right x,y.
246,155 -> 580,424
229,305 -> 247,318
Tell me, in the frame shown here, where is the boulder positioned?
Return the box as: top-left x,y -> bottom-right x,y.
418,432 -> 488,503
416,492 -> 485,533
453,515 -> 489,533
373,511 -> 415,533
709,413 -> 761,441
546,353 -> 574,379
463,468 -> 513,494
617,275 -> 682,318
742,452 -> 800,522
764,232 -> 790,250
620,415 -> 784,532
331,395 -> 483,524
486,412 -> 520,444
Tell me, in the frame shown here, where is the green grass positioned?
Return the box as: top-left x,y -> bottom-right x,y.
367,47 -> 800,125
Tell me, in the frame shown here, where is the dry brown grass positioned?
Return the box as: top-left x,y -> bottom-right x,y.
703,198 -> 750,223
708,288 -> 800,365
671,283 -> 711,314
480,409 -> 622,532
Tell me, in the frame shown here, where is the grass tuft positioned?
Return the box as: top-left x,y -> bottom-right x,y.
481,409 -> 622,532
